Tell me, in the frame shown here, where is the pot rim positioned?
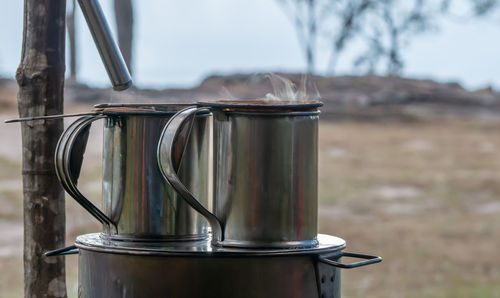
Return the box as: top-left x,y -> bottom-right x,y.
74,233 -> 346,257
198,100 -> 323,112
93,103 -> 210,116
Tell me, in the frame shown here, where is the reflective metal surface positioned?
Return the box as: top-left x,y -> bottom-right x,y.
76,233 -> 343,298
78,0 -> 132,90
213,107 -> 320,248
75,233 -> 381,298
71,233 -> 380,297
158,101 -> 321,248
75,233 -> 346,256
55,104 -> 211,241
78,248 -> 330,298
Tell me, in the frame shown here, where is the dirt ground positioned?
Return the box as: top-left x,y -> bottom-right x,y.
0,104 -> 499,297
318,118 -> 500,298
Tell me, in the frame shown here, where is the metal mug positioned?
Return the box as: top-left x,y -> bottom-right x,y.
158,100 -> 323,248
55,103 -> 210,242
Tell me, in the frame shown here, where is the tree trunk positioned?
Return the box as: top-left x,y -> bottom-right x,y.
67,0 -> 77,82
306,0 -> 316,74
16,1 -> 67,297
114,0 -> 134,75
388,27 -> 401,76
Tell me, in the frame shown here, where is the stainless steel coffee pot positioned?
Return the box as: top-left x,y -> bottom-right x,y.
158,100 -> 322,248
55,104 -> 210,241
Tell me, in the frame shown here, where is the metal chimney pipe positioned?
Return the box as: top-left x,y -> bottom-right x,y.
78,0 -> 132,91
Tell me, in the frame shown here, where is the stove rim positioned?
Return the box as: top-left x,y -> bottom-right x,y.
74,233 -> 346,257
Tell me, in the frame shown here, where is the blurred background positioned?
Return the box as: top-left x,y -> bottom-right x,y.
1,0 -> 500,297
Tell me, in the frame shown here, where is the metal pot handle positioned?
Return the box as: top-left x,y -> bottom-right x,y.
45,245 -> 79,257
55,115 -> 116,230
318,251 -> 382,269
157,107 -> 224,244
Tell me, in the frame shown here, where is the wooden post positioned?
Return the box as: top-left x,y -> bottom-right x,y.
16,1 -> 67,297
68,0 -> 77,82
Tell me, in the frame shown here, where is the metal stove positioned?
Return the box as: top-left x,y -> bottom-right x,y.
42,1 -> 382,296
66,233 -> 378,298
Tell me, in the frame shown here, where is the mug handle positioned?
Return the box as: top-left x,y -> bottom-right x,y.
55,115 -> 116,230
157,107 -> 223,244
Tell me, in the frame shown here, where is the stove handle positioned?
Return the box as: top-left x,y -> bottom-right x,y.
55,115 -> 116,230
157,106 -> 224,245
318,251 -> 382,269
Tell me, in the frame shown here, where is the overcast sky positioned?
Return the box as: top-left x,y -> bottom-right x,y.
0,0 -> 499,90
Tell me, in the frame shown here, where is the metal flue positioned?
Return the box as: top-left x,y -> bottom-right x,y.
78,0 -> 132,90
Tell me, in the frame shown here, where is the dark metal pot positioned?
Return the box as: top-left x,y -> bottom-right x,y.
59,233 -> 381,298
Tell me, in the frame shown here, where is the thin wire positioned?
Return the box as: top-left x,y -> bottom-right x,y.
4,112 -> 98,123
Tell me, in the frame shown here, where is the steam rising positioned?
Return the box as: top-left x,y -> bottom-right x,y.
265,74 -> 320,102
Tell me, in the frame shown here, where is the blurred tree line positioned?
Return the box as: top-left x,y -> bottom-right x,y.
64,0 -> 498,82
276,0 -> 499,75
